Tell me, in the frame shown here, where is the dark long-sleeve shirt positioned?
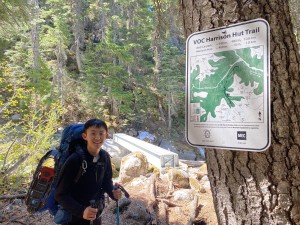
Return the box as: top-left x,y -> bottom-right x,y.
55,147 -> 114,221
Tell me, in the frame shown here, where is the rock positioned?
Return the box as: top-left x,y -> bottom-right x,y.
179,160 -> 205,171
11,114 -> 21,121
188,168 -> 207,180
199,163 -> 207,172
137,131 -> 156,143
173,189 -> 195,201
159,139 -> 197,160
102,139 -> 130,169
197,147 -> 205,159
126,129 -> 138,137
201,175 -> 209,181
126,202 -> 151,222
119,152 -> 149,183
189,177 -> 202,191
168,168 -> 190,189
127,176 -> 149,187
202,181 -> 211,192
118,198 -> 131,212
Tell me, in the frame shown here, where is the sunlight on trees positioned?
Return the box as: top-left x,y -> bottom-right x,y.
0,0 -> 186,191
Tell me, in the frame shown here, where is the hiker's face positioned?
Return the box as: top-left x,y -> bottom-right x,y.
82,126 -> 108,154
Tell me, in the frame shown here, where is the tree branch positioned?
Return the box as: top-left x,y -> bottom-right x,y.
0,193 -> 26,200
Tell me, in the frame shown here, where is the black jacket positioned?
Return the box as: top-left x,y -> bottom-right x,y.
55,147 -> 114,220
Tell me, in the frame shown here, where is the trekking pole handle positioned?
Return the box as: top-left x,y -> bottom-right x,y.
89,200 -> 97,225
90,200 -> 97,208
113,184 -> 130,198
118,185 -> 130,198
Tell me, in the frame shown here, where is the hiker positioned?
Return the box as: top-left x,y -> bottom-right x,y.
55,118 -> 122,225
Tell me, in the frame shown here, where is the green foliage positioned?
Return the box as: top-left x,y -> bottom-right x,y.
0,38 -> 11,59
80,0 -> 158,127
0,0 -> 188,193
0,62 -> 30,118
4,35 -> 31,71
0,0 -> 30,37
40,0 -> 71,58
0,94 -> 63,193
158,43 -> 185,136
0,58 -> 63,192
28,60 -> 53,96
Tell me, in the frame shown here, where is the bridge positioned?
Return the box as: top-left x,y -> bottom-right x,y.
113,133 -> 179,171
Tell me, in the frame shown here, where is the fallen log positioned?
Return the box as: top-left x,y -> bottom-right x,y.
188,195 -> 199,225
149,173 -> 158,202
0,193 -> 26,200
156,197 -> 182,207
157,201 -> 168,224
148,173 -> 159,224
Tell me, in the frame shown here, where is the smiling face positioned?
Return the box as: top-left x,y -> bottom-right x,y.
82,125 -> 108,156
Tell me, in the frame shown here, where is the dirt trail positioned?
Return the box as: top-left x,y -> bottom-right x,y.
0,175 -> 217,225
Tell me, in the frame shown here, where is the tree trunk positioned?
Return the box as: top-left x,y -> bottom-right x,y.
54,41 -> 67,109
71,0 -> 85,73
180,0 -> 300,224
31,0 -> 40,70
152,29 -> 162,86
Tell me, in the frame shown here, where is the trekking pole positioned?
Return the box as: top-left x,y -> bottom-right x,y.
113,186 -> 121,225
116,199 -> 120,225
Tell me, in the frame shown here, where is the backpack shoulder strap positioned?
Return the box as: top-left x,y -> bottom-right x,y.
91,149 -> 108,201
97,149 -> 108,184
73,147 -> 86,183
55,148 -> 85,185
68,148 -> 108,186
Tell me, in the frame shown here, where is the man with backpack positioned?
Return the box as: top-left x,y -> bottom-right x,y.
54,118 -> 122,225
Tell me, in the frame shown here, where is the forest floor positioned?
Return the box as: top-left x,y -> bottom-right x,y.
0,174 -> 217,225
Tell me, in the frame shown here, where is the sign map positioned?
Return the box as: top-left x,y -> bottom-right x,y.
186,19 -> 270,151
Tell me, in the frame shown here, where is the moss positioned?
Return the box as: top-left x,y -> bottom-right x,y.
199,164 -> 207,172
169,168 -> 190,188
189,177 -> 201,190
111,163 -> 119,178
147,164 -> 160,174
133,151 -> 147,161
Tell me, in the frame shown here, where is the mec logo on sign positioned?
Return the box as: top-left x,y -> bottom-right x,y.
237,131 -> 247,140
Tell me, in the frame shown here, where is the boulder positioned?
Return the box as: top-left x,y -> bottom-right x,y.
159,139 -> 197,160
189,177 -> 202,191
102,139 -> 130,169
168,168 -> 190,189
119,152 -> 149,183
173,189 -> 195,201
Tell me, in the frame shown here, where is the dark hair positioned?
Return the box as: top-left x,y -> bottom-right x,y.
83,118 -> 108,133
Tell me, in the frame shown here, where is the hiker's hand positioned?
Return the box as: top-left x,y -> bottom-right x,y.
83,206 -> 98,220
112,187 -> 122,200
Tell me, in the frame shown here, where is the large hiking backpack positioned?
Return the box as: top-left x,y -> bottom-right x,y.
25,123 -> 106,216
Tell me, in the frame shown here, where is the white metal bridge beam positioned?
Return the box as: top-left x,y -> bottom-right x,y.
113,133 -> 179,170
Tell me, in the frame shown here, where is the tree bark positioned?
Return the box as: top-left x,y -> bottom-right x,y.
71,0 -> 85,72
180,0 -> 300,224
31,0 -> 40,70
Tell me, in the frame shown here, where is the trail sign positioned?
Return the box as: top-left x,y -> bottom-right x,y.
185,19 -> 270,151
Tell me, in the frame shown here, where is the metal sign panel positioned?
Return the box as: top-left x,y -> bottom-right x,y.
185,18 -> 270,151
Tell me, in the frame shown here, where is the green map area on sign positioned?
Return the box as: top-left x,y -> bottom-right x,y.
190,46 -> 264,122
